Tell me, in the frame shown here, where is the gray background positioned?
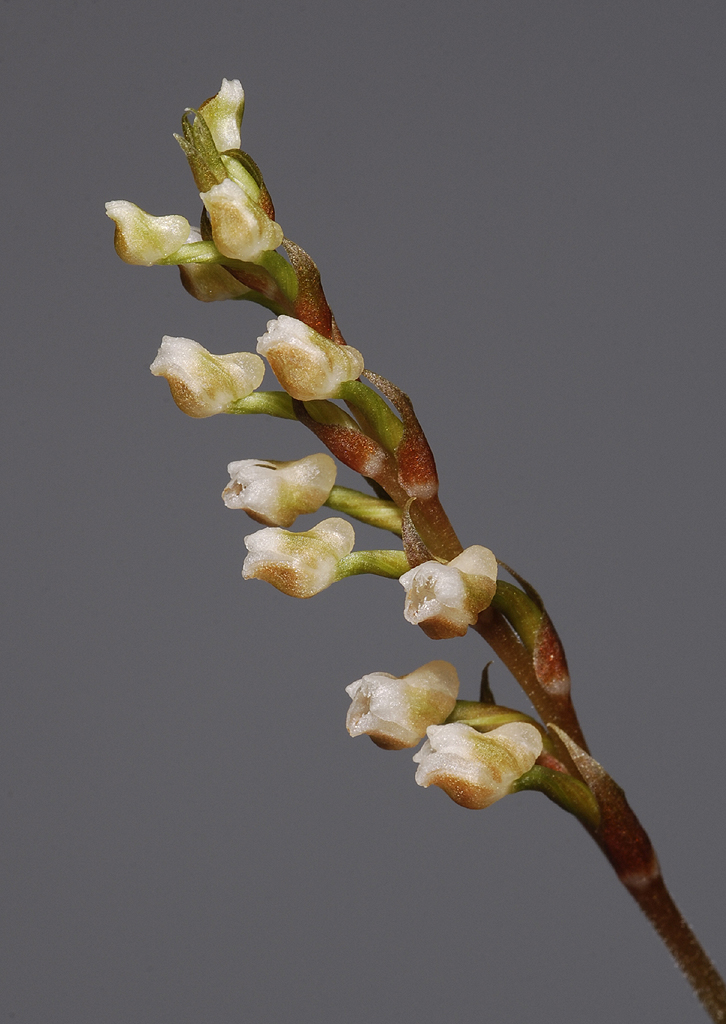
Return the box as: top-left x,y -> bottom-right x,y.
2,1 -> 724,1021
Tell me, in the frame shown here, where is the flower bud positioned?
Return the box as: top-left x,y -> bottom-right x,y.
413,721 -> 542,809
200,178 -> 283,263
150,337 -> 264,418
105,201 -> 190,266
178,226 -> 253,302
346,660 -> 460,750
399,545 -> 498,639
257,316 -> 365,401
179,262 -> 253,302
222,453 -> 337,527
198,78 -> 245,153
242,517 -> 355,598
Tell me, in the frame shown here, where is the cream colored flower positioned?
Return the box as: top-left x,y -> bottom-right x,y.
105,201 -> 190,266
242,517 -> 355,598
223,453 -> 337,527
256,316 -> 365,401
150,337 -> 264,417
413,721 -> 542,809
346,660 -> 460,749
198,78 -> 245,152
399,545 -> 497,639
200,178 -> 283,263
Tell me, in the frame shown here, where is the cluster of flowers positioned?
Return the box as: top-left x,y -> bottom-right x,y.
346,662 -> 542,808
106,79 -> 544,811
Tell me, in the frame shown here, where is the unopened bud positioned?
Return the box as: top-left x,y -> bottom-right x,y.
179,262 -> 253,302
413,721 -> 542,809
257,316 -> 365,401
222,453 -> 337,527
399,545 -> 497,639
346,660 -> 459,750
198,78 -> 245,152
105,201 -> 190,266
242,517 -> 355,597
176,227 -> 252,301
150,336 -> 264,417
200,178 -> 283,263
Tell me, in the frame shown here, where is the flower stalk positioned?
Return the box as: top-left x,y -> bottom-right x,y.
108,78 -> 726,1023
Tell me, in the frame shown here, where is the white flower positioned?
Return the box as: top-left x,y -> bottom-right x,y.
413,721 -> 542,809
222,453 -> 337,527
242,517 -> 355,598
200,178 -> 283,263
399,545 -> 498,639
346,660 -> 460,750
256,316 -> 365,401
105,201 -> 190,266
150,337 -> 264,418
198,78 -> 245,152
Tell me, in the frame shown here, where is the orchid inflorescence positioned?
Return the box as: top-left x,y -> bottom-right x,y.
107,80 -> 726,1021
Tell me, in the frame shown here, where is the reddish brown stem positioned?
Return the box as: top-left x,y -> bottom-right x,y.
623,875 -> 726,1023
473,606 -> 588,751
552,726 -> 726,1022
409,495 -> 463,562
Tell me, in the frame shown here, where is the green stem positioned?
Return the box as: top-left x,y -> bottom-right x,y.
324,486 -> 403,535
512,765 -> 601,831
229,391 -> 297,418
335,550 -> 410,581
338,380 -> 404,452
256,249 -> 299,304
228,392 -> 359,429
158,240 -> 224,265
